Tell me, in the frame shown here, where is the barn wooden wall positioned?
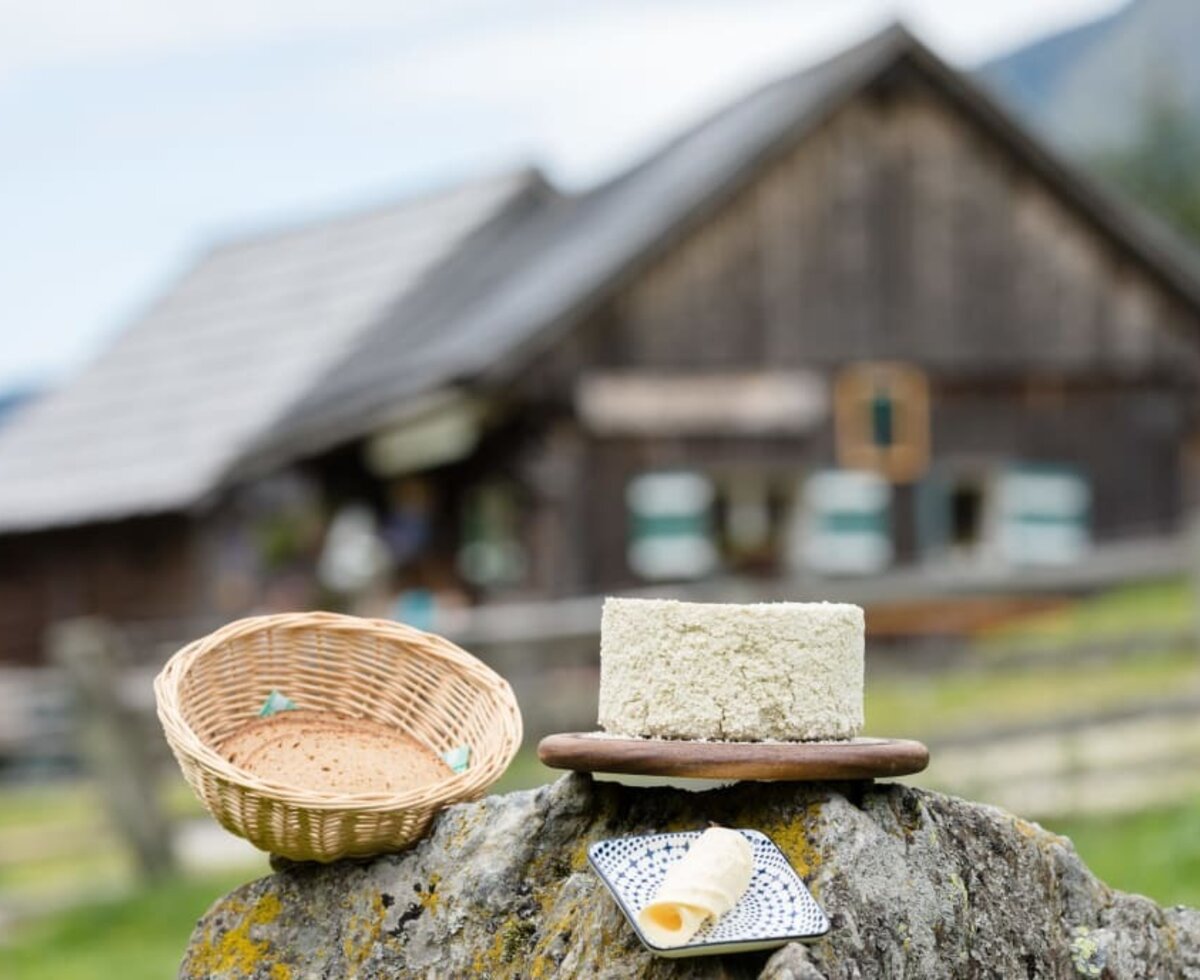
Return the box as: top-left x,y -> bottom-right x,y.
930,380 -> 1187,539
599,70 -> 1200,376
536,65 -> 1200,592
0,517 -> 202,664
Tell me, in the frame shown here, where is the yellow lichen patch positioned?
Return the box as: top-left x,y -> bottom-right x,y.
417,872 -> 442,914
471,921 -> 510,976
444,810 -> 483,852
755,801 -> 825,880
185,892 -> 285,978
340,894 -> 386,969
526,893 -> 588,977
569,838 -> 591,872
533,879 -> 560,918
1069,926 -> 1104,978
270,964 -> 293,980
469,914 -> 539,977
1012,816 -> 1066,848
417,891 -> 439,915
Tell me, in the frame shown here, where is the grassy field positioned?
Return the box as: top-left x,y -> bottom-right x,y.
1046,796 -> 1200,907
865,645 -> 1200,739
0,777 -> 218,907
2,577 -> 1195,975
978,578 -> 1192,648
864,577 -> 1199,734
0,868 -> 259,980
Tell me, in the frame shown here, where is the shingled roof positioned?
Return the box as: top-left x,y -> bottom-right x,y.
5,24 -> 1200,532
259,23 -> 1200,463
0,169 -> 544,531
254,26 -> 902,464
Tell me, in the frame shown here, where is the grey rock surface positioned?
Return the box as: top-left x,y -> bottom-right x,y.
180,774 -> 1200,978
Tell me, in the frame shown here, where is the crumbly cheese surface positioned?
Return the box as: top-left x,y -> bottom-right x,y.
598,598 -> 864,741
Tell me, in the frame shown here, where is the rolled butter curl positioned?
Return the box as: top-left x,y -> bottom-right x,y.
637,828 -> 753,948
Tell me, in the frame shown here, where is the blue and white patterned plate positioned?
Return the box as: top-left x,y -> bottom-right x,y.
587,829 -> 829,958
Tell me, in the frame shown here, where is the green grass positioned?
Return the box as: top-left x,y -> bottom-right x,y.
0,776 -> 212,907
0,777 -> 201,830
0,782 -> 96,830
0,868 -> 261,980
492,748 -> 557,794
865,647 -> 1200,739
1048,797 -> 1200,907
0,846 -> 127,897
979,577 -> 1193,649
863,577 -> 1200,739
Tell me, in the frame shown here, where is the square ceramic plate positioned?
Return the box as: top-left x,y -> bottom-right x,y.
587,829 -> 830,958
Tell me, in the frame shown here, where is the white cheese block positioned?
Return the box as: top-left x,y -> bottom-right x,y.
637,828 -> 754,948
598,597 -> 864,741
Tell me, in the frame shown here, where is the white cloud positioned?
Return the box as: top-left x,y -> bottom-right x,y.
327,0 -> 1124,184
326,2 -> 892,184
0,0 -> 1123,82
0,0 -> 1127,387
0,1 -> 444,80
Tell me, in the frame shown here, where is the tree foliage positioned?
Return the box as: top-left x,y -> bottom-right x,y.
1093,83 -> 1200,247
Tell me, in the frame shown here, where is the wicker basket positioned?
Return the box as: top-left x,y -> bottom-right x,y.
154,612 -> 523,862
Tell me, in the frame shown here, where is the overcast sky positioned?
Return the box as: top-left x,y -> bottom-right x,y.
0,0 -> 1124,391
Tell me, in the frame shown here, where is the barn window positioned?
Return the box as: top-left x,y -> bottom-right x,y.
625,471 -> 718,580
790,469 -> 893,576
834,363 -> 930,483
457,482 -> 526,587
995,466 -> 1090,565
870,390 -> 895,448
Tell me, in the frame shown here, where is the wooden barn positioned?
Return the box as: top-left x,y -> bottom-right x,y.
2,25 -> 1200,664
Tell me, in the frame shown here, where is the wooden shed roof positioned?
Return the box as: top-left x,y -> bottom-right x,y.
4,24 -> 1200,532
0,170 -> 542,531
262,23 -> 1200,464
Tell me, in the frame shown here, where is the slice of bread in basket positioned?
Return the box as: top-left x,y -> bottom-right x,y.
220,709 -> 449,796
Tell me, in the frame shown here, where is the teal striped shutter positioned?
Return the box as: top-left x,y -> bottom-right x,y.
794,470 -> 893,575
626,472 -> 718,580
996,465 -> 1090,565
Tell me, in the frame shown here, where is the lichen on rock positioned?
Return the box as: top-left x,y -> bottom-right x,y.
180,774 -> 1200,978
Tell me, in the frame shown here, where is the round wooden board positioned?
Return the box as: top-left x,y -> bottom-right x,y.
538,732 -> 929,781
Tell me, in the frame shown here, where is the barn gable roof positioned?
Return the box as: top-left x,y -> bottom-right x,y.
264,23 -> 1200,463
0,169 -> 544,531
256,27 -> 909,463
5,24 -> 1200,533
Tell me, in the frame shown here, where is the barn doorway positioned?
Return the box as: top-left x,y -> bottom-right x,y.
949,479 -> 987,551
916,462 -> 995,563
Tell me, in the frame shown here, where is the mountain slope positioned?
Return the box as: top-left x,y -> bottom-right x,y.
979,0 -> 1200,153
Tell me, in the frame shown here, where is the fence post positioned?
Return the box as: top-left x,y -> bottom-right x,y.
47,618 -> 176,882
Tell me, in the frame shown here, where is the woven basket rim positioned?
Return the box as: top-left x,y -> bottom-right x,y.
154,611 -> 522,810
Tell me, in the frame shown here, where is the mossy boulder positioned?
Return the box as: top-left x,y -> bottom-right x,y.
180,774 -> 1200,978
